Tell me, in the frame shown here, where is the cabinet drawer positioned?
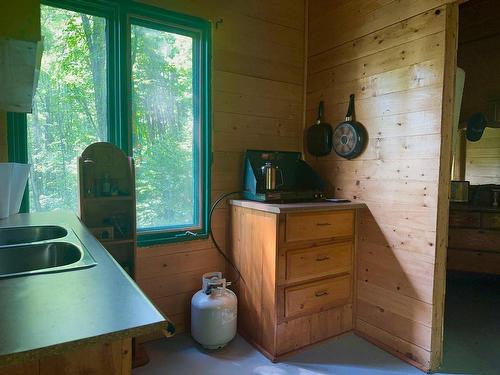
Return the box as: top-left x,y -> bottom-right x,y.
449,210 -> 480,228
285,210 -> 354,243
286,242 -> 352,281
284,275 -> 351,319
482,213 -> 500,230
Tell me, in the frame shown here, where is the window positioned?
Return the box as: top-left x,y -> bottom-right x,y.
7,0 -> 211,245
28,5 -> 107,212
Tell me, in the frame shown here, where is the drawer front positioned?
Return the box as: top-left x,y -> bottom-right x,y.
285,275 -> 351,319
285,210 -> 354,243
286,242 -> 352,281
482,213 -> 500,230
449,210 -> 480,228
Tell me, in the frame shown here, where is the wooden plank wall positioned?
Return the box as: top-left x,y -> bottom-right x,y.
458,0 -> 500,184
306,0 -> 454,371
135,0 -> 305,336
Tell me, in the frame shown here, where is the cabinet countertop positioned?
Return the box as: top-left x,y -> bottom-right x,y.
0,211 -> 165,366
229,199 -> 366,213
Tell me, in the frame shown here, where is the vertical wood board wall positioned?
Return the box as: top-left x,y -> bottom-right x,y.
306,0 -> 454,370
134,0 -> 306,335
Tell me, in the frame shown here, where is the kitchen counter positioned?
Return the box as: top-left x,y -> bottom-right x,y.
229,199 -> 366,214
0,211 -> 166,366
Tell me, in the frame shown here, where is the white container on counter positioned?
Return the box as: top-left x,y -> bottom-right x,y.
0,163 -> 30,218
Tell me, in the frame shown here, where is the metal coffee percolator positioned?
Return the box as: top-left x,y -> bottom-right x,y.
261,162 -> 284,191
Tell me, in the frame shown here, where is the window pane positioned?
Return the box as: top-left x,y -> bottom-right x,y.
27,5 -> 107,212
131,24 -> 198,230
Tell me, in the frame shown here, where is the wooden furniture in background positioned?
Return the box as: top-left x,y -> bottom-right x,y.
229,201 -> 358,360
79,142 -> 137,277
448,204 -> 500,275
0,338 -> 131,375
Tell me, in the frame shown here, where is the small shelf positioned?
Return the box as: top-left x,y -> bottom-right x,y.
83,195 -> 133,202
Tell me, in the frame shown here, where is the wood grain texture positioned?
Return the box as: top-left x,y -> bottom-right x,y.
135,0 -> 306,336
286,242 -> 352,282
230,205 -> 278,354
230,204 -> 355,359
0,339 -> 131,375
431,3 -> 458,370
285,210 -> 354,242
306,0 -> 452,371
285,275 -> 351,319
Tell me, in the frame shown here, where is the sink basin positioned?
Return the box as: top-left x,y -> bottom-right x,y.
0,225 -> 67,246
0,242 -> 96,278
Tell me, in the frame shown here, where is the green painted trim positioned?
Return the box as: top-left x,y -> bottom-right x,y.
6,113 -> 29,213
134,8 -> 212,247
6,0 -> 212,246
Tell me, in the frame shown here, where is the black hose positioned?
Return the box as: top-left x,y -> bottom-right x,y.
209,191 -> 243,285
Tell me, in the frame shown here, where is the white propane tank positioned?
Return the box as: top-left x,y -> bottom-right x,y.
191,272 -> 237,349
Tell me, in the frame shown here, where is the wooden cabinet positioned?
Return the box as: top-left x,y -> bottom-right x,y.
229,201 -> 358,360
0,339 -> 131,375
79,142 -> 137,277
448,205 -> 500,275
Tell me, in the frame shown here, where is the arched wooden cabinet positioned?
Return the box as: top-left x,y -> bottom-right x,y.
78,142 -> 137,277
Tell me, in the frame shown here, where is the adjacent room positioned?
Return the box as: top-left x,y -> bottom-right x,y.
0,1 -> 498,374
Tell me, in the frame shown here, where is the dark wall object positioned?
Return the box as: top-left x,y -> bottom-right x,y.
306,101 -> 333,157
466,112 -> 487,141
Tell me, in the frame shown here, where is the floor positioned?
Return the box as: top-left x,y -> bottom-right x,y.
134,273 -> 499,375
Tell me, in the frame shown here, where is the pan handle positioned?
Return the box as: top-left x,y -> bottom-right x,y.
345,94 -> 355,121
316,101 -> 324,124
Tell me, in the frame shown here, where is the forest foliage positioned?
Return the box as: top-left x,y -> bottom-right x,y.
28,5 -> 196,229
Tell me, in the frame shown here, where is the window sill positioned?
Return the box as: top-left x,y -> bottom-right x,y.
137,231 -> 209,247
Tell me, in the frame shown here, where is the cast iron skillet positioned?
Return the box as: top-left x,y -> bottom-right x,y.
306,101 -> 333,157
333,94 -> 367,159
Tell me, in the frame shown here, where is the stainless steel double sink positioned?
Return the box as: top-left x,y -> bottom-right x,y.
0,224 -> 97,278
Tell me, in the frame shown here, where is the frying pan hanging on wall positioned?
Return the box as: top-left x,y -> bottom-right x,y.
306,101 -> 333,157
333,94 -> 367,159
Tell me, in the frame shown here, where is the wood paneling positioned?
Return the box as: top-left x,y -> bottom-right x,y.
306,0 -> 453,371
458,0 -> 500,185
0,339 -> 131,375
230,205 -> 278,355
135,0 -> 305,336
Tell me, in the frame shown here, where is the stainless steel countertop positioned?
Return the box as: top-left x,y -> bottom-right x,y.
0,211 -> 165,366
229,199 -> 366,213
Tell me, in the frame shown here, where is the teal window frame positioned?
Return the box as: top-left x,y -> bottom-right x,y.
7,0 -> 212,246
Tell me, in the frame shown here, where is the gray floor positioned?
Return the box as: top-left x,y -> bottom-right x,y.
439,273 -> 500,375
134,273 -> 499,375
